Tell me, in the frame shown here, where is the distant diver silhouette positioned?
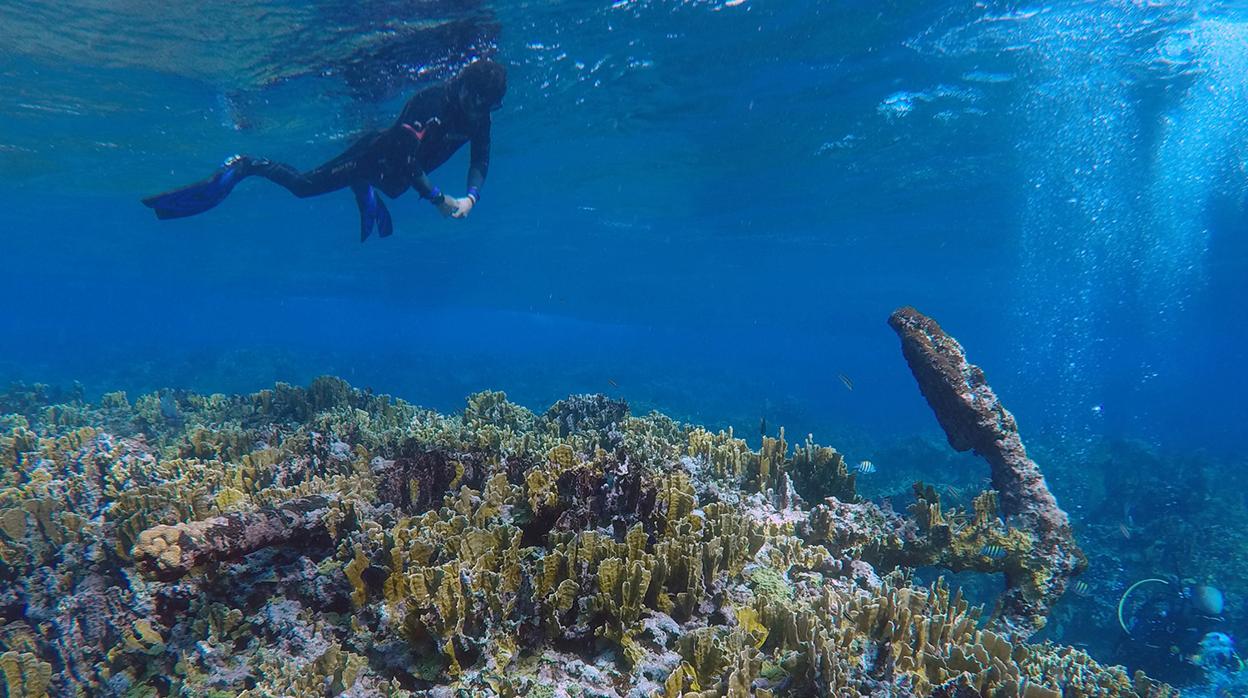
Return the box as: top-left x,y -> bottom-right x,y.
142,59 -> 506,241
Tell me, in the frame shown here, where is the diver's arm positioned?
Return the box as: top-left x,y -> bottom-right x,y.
389,122 -> 444,204
397,136 -> 453,216
394,86 -> 459,216
451,120 -> 491,219
409,170 -> 440,201
467,120 -> 490,197
401,155 -> 455,217
410,170 -> 457,217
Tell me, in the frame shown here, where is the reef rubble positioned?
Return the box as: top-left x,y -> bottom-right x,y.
0,314 -> 1171,697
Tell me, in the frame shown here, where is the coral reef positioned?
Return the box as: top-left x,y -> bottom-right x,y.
0,370 -> 1166,696
888,306 -> 1086,639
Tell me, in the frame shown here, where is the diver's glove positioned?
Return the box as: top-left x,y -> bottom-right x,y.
449,195 -> 474,219
425,186 -> 474,218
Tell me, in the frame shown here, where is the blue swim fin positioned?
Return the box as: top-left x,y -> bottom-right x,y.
142,155 -> 248,220
353,184 -> 393,241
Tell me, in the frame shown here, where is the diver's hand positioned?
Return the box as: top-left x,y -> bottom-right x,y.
449,195 -> 475,219
435,195 -> 459,218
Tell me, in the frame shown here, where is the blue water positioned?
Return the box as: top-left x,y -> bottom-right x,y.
4,1 -> 1241,455
4,0 -> 1248,687
4,1 -> 1247,442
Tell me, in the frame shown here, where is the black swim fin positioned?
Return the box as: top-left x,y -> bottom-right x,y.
353,184 -> 393,241
141,155 -> 249,220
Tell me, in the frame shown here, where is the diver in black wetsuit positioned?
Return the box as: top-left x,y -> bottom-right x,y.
1116,578 -> 1234,685
142,59 -> 507,241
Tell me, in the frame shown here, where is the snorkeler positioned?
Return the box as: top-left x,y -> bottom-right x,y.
141,59 -> 507,241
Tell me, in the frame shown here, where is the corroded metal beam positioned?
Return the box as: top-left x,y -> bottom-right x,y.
888,306 -> 1085,639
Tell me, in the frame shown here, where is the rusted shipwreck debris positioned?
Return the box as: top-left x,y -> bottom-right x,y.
888,305 -> 1087,638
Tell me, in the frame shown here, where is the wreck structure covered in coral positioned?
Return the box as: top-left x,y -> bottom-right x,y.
888,306 -> 1087,639
0,312 -> 1171,697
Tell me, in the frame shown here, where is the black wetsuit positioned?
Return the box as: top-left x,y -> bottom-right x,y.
247,82 -> 491,203
1116,586 -> 1224,684
141,78 -> 495,239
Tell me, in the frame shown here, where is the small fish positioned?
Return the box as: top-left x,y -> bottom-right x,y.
981,544 -> 1006,559
1071,581 -> 1091,597
1119,523 -> 1132,540
607,378 -> 619,389
759,415 -> 768,438
943,484 -> 964,500
838,373 -> 854,391
855,460 -> 876,474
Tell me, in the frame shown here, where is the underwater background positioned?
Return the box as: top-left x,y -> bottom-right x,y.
2,0 -> 1247,693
